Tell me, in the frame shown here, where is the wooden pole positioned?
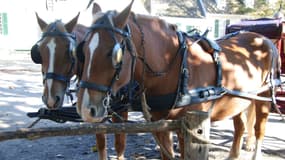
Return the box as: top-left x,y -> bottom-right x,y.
182,111 -> 210,160
0,120 -> 180,141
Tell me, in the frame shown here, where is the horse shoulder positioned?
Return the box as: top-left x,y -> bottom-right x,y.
187,41 -> 217,86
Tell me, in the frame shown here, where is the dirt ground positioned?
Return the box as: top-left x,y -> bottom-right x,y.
0,50 -> 284,160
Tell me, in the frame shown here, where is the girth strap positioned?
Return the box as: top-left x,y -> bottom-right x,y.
177,86 -> 226,107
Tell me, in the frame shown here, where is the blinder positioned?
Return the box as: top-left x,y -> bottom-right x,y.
31,40 -> 75,65
30,20 -> 76,65
111,42 -> 124,69
31,44 -> 42,64
75,38 -> 125,68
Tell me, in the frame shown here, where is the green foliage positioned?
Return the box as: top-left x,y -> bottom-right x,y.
233,0 -> 285,18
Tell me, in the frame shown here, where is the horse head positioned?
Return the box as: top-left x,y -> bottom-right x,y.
76,0 -> 135,122
31,13 -> 80,109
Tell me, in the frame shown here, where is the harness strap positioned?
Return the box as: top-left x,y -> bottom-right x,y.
44,73 -> 71,83
177,87 -> 227,106
90,24 -> 130,38
42,31 -> 76,40
177,32 -> 189,95
213,51 -> 222,87
224,86 -> 280,102
172,31 -> 225,108
80,81 -> 110,93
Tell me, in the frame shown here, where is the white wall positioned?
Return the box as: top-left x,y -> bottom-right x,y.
0,0 -> 93,50
0,0 -> 251,50
0,0 -> 150,50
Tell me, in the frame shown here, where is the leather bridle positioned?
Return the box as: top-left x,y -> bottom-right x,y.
43,22 -> 76,84
79,13 -> 132,96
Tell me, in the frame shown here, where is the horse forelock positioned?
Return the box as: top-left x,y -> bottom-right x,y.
54,20 -> 68,32
41,20 -> 67,34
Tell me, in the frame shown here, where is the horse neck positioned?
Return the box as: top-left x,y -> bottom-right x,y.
128,15 -> 182,93
72,24 -> 89,80
130,15 -> 179,66
73,24 -> 89,43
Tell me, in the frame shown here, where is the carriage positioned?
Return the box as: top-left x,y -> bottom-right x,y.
226,17 -> 285,114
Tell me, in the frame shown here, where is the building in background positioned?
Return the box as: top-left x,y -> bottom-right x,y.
0,0 -> 149,50
0,0 -> 283,50
149,0 -> 252,39
0,0 -> 93,50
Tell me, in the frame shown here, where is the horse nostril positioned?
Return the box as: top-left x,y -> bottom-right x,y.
90,108 -> 96,117
55,96 -> 61,107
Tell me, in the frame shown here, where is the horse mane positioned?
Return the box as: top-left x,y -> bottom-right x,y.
73,24 -> 88,43
132,13 -> 178,32
91,11 -> 177,33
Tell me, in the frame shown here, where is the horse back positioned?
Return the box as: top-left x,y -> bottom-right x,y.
217,31 -> 278,90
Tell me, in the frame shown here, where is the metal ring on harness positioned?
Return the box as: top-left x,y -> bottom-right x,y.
102,92 -> 112,109
182,68 -> 189,74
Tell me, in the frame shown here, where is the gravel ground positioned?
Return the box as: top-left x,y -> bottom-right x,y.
0,50 -> 284,160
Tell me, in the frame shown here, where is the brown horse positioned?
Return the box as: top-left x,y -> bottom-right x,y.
31,12 -> 128,160
76,1 -> 281,160
31,13 -> 82,109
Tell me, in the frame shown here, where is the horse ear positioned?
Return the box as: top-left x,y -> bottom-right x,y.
65,12 -> 80,33
114,0 -> 134,29
35,12 -> 48,31
92,3 -> 102,14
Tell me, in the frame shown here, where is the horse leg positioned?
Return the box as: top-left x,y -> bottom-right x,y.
112,111 -> 128,160
96,134 -> 107,160
252,100 -> 271,160
229,112 -> 246,159
153,131 -> 174,160
245,103 -> 256,152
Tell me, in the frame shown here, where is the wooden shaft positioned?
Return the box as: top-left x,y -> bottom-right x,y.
0,120 -> 180,141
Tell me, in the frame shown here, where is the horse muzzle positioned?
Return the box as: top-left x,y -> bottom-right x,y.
80,104 -> 107,123
42,95 -> 63,109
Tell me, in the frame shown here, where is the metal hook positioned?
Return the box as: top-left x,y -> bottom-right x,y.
102,92 -> 112,109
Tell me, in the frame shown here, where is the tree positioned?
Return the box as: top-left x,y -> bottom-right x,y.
232,0 -> 285,18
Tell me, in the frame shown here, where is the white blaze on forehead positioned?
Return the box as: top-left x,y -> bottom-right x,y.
87,33 -> 99,79
47,38 -> 56,72
46,38 -> 56,97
